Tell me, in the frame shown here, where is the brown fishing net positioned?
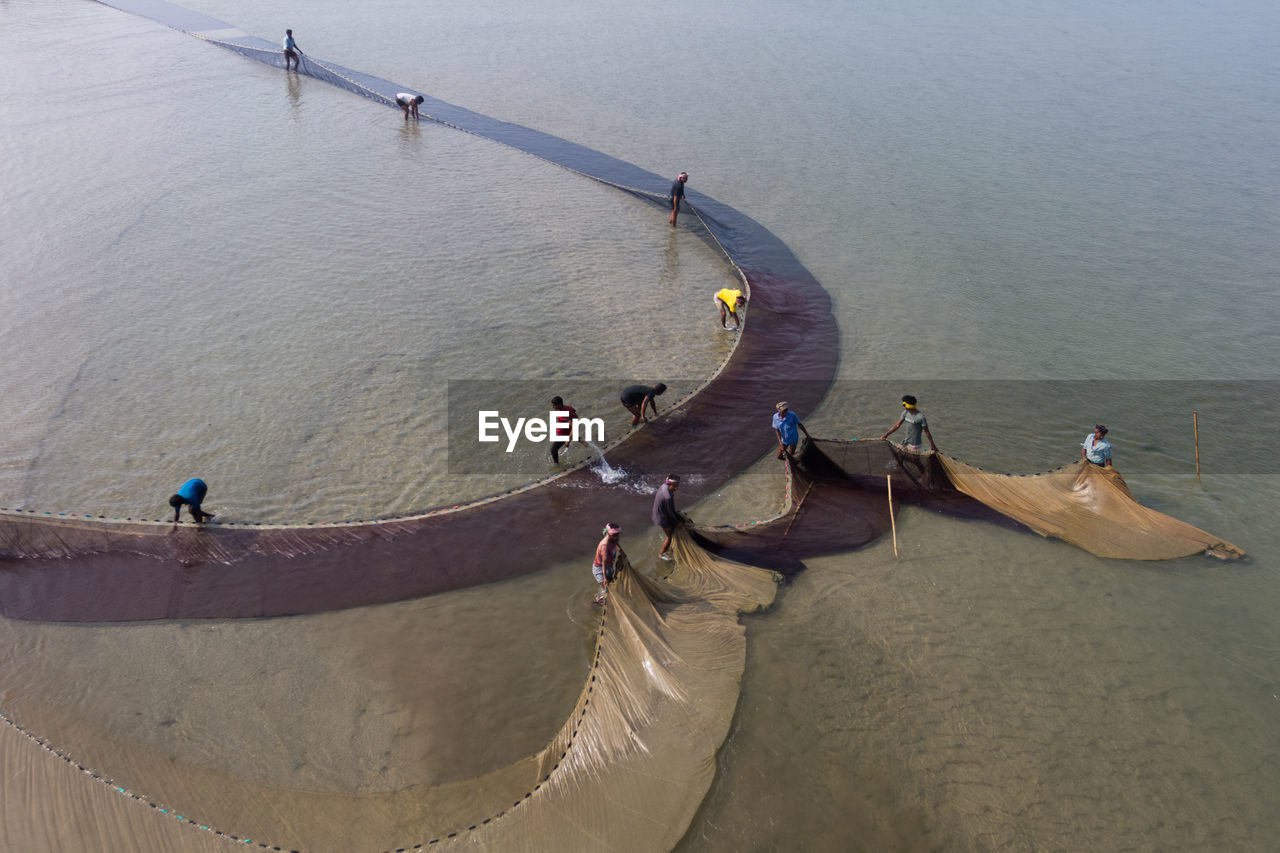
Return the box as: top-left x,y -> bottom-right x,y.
935,454 -> 1245,560
1,529 -> 777,852
802,438 -> 1244,561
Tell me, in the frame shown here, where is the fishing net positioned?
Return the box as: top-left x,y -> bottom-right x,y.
935,454 -> 1245,560
802,438 -> 1244,561
1,530 -> 777,852
690,457 -> 892,572
0,1 -> 837,624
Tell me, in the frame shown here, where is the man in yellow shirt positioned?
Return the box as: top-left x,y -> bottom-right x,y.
715,287 -> 747,330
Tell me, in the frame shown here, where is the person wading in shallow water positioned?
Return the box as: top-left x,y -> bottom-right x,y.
715,287 -> 746,330
651,475 -> 683,561
169,478 -> 213,523
619,383 -> 666,427
881,394 -> 937,452
1081,424 -> 1113,467
669,172 -> 688,226
592,523 -> 624,604
549,395 -> 586,464
772,401 -> 811,460
282,29 -> 301,71
395,92 -> 424,119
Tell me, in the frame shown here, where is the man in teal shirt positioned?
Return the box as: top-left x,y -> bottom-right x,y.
169,478 -> 212,523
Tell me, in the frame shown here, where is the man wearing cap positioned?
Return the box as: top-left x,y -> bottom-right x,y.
169,478 -> 212,523
1081,424 -> 1113,467
669,172 -> 688,226
592,523 -> 624,603
715,287 -> 747,330
772,402 -> 811,460
881,394 -> 937,452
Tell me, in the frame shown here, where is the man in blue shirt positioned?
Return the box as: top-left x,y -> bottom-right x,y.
169,478 -> 212,523
283,29 -> 301,71
1081,424 -> 1113,467
772,401 -> 810,460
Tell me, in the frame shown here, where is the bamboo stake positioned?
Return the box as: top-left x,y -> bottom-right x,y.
887,474 -> 899,558
1193,411 -> 1201,480
782,481 -> 814,539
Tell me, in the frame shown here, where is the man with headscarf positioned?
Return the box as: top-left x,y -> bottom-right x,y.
592,522 -> 624,604
881,394 -> 937,452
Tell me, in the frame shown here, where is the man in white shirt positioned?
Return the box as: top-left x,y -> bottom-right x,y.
1081,424 -> 1113,467
396,93 -> 425,120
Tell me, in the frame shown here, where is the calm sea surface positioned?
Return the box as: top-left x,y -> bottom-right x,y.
3,0 -> 1279,850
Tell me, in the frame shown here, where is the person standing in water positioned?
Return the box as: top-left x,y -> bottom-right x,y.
282,29 -> 301,71
651,475 -> 683,561
169,478 -> 212,523
592,523 -> 624,604
396,92 -> 425,119
881,394 -> 937,452
715,287 -> 747,330
549,395 -> 585,464
1081,424 -> 1113,467
669,172 -> 688,226
620,382 -> 667,426
772,401 -> 811,460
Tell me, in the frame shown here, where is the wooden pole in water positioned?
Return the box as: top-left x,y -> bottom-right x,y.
887,474 -> 899,558
782,481 -> 814,539
1193,411 -> 1201,480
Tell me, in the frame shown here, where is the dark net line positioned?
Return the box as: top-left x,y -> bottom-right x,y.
0,1 -> 839,623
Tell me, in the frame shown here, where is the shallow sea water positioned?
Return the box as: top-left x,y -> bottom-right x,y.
3,0 -> 1279,850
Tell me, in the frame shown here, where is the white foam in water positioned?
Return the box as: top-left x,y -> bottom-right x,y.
589,442 -> 628,485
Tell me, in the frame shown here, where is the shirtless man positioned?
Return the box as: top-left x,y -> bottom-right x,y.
592,523 -> 624,603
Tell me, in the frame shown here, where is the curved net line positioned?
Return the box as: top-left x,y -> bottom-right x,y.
1,2 -> 837,624
10,6 -> 746,531
800,438 -> 1244,561
0,289 -> 743,530
1,531 -> 778,852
